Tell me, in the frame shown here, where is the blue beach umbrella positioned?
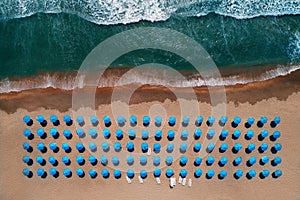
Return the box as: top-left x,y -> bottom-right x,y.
114,142 -> 122,151
103,129 -> 111,138
219,116 -> 228,126
63,168 -> 72,178
143,116 -> 150,126
219,157 -> 228,166
245,130 -> 254,140
260,116 -> 268,124
36,115 -> 45,123
102,142 -> 109,152
155,116 -> 162,126
140,170 -> 148,179
166,156 -> 173,166
130,115 -> 137,126
180,169 -> 188,178
153,143 -> 161,152
126,142 -> 134,152
247,117 -> 255,125
114,170 -> 121,179
194,169 -> 202,178
37,142 -> 45,152
233,116 -> 241,126
272,143 -> 282,153
50,115 -> 58,125
62,143 -> 70,152
23,115 -> 32,125
89,128 -> 98,138
273,170 -> 282,178
194,157 -> 202,166
76,168 -> 85,177
271,131 -> 281,140
195,116 -> 203,126
76,128 -> 85,138
207,129 -> 215,138
219,170 -> 227,179
248,156 -> 256,166
76,143 -> 84,152
36,156 -> 44,165
272,156 -> 282,166
207,143 -> 215,152
112,156 -> 119,165
260,156 -> 269,165
180,143 -> 188,153
182,116 -> 190,126
259,143 -> 268,152
23,129 -> 32,138
194,143 -> 202,152
62,156 -> 70,165
23,142 -> 31,151
103,116 -> 111,126
247,143 -> 256,153
49,142 -> 57,152
167,143 -> 174,152
261,169 -> 270,178
63,130 -> 72,139
153,169 -> 161,177
233,157 -> 242,166
50,128 -> 59,138
233,130 -> 241,139
220,130 -> 229,139
128,129 -> 136,139
117,116 -> 126,126
76,116 -> 84,125
102,169 -> 110,178
127,155 -> 134,165
233,143 -> 242,153
247,170 -> 256,178
48,156 -> 57,165
155,130 -> 162,140
89,169 -> 97,178
181,130 -> 189,140
89,142 -> 97,152
259,130 -> 268,140
140,156 -> 147,165
115,129 -> 123,140
206,156 -> 215,165
153,156 -> 160,166
37,168 -> 45,177
168,116 -> 176,126
63,115 -> 72,125
180,156 -> 188,166
194,129 -> 202,139
207,116 -> 215,126
273,116 -> 281,125
166,169 -> 174,178
219,143 -> 228,152
90,116 -> 98,125
234,170 -> 243,179
206,170 -> 215,179
127,170 -> 134,179
100,156 -> 108,165
37,128 -> 45,138
23,156 -> 31,164
89,155 -> 97,165
76,156 -> 85,165
167,130 -> 175,140
141,142 -> 148,152
49,168 -> 58,177
141,130 -> 149,140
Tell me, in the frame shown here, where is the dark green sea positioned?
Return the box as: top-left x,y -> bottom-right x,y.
0,0 -> 299,92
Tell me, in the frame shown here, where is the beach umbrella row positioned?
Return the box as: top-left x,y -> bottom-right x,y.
23,115 -> 281,128
23,168 -> 283,179
23,154 -> 282,168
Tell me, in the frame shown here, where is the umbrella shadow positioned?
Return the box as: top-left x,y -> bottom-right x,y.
66,120 -> 73,126
26,171 -> 33,178
270,121 -> 277,128
52,120 -> 60,126
244,122 -> 251,128
40,120 -> 47,127
231,121 -> 238,128
257,121 -> 264,128
26,119 -> 33,126
155,122 -> 161,127
105,122 -> 111,127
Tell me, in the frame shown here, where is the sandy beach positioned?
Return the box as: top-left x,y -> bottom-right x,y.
0,70 -> 300,200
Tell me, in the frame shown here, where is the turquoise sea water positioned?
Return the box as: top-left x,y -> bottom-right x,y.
0,0 -> 299,92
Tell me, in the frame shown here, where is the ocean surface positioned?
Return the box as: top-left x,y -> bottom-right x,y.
0,0 -> 300,93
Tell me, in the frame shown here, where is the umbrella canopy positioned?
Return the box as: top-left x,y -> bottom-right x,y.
260,130 -> 268,139
194,169 -> 202,178
50,115 -> 58,123
155,116 -> 162,126
140,156 -> 147,165
23,129 -> 32,137
207,116 -> 215,125
36,115 -> 45,123
112,156 -> 119,165
165,156 -> 173,165
155,130 -> 162,139
102,142 -> 109,151
194,129 -> 202,139
143,116 -> 150,125
48,156 -> 57,165
219,157 -> 228,165
141,142 -> 148,152
50,128 -> 58,138
180,143 -> 188,153
260,143 -> 268,152
62,143 -> 70,151
219,170 -> 227,178
206,156 -> 215,165
63,115 -> 72,123
89,169 -> 97,178
49,142 -> 57,151
153,156 -> 160,166
233,116 -> 241,125
76,156 -> 85,165
90,116 -> 98,125
247,117 -> 255,125
114,142 -> 122,151
126,142 -> 134,152
37,128 -> 45,137
141,130 -> 149,140
180,156 -> 188,166
207,143 -> 215,152
167,130 -> 175,140
272,131 -> 281,139
76,143 -> 84,151
102,129 -> 111,138
167,143 -> 174,152
247,143 -> 256,152
37,142 -> 45,151
23,156 -> 31,164
273,170 -> 282,178
261,169 -> 270,178
248,170 -> 256,178
181,130 -> 189,139
182,116 -> 190,125
219,116 -> 228,125
273,156 -> 282,165
36,156 -> 44,164
37,168 -> 45,177
23,142 -> 31,150
194,157 -> 202,166
153,143 -> 161,152
233,143 -> 242,152
128,129 -> 136,139
130,115 -> 137,125
103,116 -> 111,125
49,168 -> 57,176
76,116 -> 84,124
127,170 -> 135,178
23,115 -> 31,124
206,170 -> 215,178
261,156 -> 269,164
89,129 -> 98,138
235,170 -> 243,178
165,169 -> 174,178
62,156 -> 70,165
273,116 -> 281,125
76,168 -> 84,177
127,155 -> 134,165
233,157 -> 242,166
246,130 -> 254,139
233,130 -> 241,139
248,156 -> 256,165
273,143 -> 282,152
89,156 -> 97,164
207,129 -> 215,138
168,116 -> 176,126
117,116 -> 126,125
63,130 -> 72,139
194,143 -> 202,152
260,116 -> 268,124
100,156 -> 108,165
180,169 -> 188,178
114,170 -> 121,178
115,129 -> 123,139
220,143 -> 228,152
102,169 -> 110,178
195,116 -> 203,126
153,169 -> 161,177
140,170 -> 148,179
76,128 -> 85,138
220,130 -> 229,138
